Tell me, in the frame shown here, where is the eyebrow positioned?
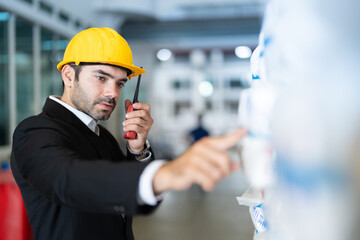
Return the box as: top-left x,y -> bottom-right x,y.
93,69 -> 128,82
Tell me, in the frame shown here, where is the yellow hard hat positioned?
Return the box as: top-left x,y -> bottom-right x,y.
57,27 -> 145,79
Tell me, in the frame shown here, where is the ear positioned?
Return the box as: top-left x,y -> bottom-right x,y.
61,64 -> 75,88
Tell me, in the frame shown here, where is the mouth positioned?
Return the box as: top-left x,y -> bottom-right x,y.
98,102 -> 114,111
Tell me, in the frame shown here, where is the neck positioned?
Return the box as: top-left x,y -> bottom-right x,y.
61,92 -> 76,109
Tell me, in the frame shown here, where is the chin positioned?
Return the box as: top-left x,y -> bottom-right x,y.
92,110 -> 112,121
100,113 -> 112,121
94,115 -> 110,121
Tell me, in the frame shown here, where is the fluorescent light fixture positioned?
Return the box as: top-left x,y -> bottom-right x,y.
235,46 -> 252,59
198,81 -> 214,97
157,49 -> 172,61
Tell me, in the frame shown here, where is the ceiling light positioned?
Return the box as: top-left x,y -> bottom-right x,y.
157,49 -> 172,61
235,46 -> 252,59
198,81 -> 214,97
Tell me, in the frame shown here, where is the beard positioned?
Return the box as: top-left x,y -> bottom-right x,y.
70,80 -> 116,121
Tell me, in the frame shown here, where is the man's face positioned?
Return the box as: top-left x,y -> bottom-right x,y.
70,64 -> 128,121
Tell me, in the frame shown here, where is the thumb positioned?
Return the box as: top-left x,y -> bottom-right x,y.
207,128 -> 247,151
125,99 -> 132,112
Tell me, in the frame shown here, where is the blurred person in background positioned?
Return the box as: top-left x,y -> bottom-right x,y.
188,113 -> 210,145
10,27 -> 246,240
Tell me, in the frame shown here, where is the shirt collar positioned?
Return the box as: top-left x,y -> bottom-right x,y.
49,96 -> 100,136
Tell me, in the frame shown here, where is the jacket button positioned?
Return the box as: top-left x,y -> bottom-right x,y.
114,206 -> 125,213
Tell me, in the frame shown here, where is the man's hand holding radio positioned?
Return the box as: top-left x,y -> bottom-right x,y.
123,99 -> 154,153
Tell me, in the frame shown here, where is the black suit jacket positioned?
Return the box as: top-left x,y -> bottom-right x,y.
10,98 -> 158,240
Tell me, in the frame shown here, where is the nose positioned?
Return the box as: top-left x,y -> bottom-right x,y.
104,81 -> 121,99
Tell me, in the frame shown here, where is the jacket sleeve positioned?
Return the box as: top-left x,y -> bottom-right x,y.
11,119 -> 159,216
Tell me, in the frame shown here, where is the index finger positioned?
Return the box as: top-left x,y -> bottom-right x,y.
206,128 -> 247,151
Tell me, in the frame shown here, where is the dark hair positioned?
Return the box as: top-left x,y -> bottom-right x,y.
70,63 -> 83,81
60,63 -> 84,91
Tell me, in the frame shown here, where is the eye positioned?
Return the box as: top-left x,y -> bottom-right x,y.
117,81 -> 125,88
97,76 -> 106,81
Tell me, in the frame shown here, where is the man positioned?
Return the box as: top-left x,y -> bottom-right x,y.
10,27 -> 246,240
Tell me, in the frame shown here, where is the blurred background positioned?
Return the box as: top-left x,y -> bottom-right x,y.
1,0 -> 360,240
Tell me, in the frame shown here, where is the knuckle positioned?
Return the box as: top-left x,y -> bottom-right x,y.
127,119 -> 136,125
135,118 -> 142,124
139,110 -> 146,117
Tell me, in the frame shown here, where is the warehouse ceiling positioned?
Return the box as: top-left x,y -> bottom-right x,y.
93,0 -> 266,42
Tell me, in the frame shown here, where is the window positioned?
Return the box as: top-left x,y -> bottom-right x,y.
18,0 -> 33,4
40,1 -> 53,14
224,77 -> 251,89
224,51 -> 240,62
75,20 -> 82,28
16,18 -> 34,124
40,29 -> 53,102
172,79 -> 191,90
40,31 -> 68,100
174,52 -> 189,63
53,37 -> 69,95
225,100 -> 239,113
59,12 -> 69,23
0,8 -> 75,148
0,12 -> 9,146
174,101 -> 191,116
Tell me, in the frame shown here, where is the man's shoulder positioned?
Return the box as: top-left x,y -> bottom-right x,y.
14,111 -> 73,142
16,112 -> 57,129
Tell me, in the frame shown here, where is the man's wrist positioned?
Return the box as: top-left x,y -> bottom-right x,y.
127,139 -> 150,157
152,163 -> 171,195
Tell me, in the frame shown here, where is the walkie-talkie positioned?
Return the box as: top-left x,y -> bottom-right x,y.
124,71 -> 142,139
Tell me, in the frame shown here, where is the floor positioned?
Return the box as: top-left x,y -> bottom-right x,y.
133,170 -> 255,240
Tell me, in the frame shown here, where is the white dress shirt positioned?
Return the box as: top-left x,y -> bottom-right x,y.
49,96 -> 166,206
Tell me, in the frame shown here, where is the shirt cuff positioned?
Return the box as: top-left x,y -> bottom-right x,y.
138,160 -> 168,206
